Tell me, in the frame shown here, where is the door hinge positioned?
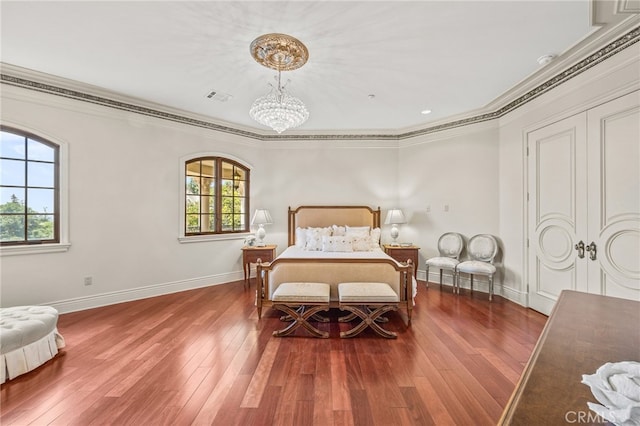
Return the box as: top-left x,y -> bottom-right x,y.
526,146 -> 529,156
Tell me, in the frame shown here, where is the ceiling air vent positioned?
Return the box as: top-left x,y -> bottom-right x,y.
206,90 -> 232,102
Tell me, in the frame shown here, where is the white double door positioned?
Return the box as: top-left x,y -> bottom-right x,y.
527,91 -> 640,315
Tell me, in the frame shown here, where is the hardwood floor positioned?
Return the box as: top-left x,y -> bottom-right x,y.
1,281 -> 547,425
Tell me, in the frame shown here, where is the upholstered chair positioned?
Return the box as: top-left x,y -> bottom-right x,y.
424,232 -> 464,292
456,234 -> 498,301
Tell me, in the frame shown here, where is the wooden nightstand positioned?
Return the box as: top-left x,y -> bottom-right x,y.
242,245 -> 277,288
383,244 -> 420,279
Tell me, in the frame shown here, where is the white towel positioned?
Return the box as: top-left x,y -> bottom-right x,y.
582,361 -> 640,426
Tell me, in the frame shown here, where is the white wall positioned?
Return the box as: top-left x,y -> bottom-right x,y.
261,139 -> 400,251
398,122 -> 500,291
1,45 -> 637,312
0,86 -> 401,312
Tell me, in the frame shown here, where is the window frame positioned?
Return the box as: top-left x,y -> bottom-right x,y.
0,125 -> 70,255
180,154 -> 251,242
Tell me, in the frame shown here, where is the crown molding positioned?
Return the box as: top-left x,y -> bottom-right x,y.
1,21 -> 638,142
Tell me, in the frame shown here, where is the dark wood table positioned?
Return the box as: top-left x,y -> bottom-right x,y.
241,245 -> 276,288
500,290 -> 640,425
383,244 -> 420,279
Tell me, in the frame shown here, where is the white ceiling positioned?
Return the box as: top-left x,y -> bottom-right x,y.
0,1 -> 619,134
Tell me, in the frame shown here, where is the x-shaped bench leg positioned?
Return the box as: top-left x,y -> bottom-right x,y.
279,306 -> 330,323
273,304 -> 330,338
338,306 -> 389,323
339,304 -> 398,339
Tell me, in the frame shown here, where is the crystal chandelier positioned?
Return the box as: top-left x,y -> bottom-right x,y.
249,33 -> 309,133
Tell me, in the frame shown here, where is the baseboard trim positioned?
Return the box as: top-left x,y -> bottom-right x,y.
500,285 -> 528,307
47,271 -> 244,314
423,270 -> 528,307
48,270 -> 528,314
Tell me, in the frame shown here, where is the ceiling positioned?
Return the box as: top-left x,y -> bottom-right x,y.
0,1 -> 633,135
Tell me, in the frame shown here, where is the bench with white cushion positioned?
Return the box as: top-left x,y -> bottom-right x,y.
271,282 -> 331,338
337,282 -> 400,339
0,306 -> 66,383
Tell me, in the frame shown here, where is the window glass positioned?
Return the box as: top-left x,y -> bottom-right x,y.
0,132 -> 25,159
28,162 -> 55,187
1,159 -> 25,186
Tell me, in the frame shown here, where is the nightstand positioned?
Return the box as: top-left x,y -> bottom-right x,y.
383,244 -> 420,279
242,245 -> 277,288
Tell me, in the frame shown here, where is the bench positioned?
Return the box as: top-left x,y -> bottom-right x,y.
271,282 -> 331,338
0,306 -> 66,383
338,282 -> 400,339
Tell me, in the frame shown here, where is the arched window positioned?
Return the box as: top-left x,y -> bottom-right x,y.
185,157 -> 249,235
1,127 -> 60,245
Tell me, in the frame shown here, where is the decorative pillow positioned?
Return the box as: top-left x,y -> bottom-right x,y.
332,224 -> 347,236
345,225 -> 370,238
322,235 -> 353,252
370,227 -> 381,248
295,227 -> 306,248
352,236 -> 373,251
305,227 -> 332,251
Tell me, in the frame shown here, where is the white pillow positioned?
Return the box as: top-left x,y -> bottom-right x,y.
345,225 -> 370,238
295,227 -> 306,248
352,236 -> 373,251
305,227 -> 332,251
322,235 -> 353,252
370,227 -> 381,248
332,224 -> 346,236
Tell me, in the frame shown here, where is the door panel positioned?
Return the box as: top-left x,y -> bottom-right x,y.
528,113 -> 587,314
528,91 -> 640,314
587,91 -> 640,299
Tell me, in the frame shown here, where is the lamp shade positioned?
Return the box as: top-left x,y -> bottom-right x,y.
251,209 -> 273,226
384,209 -> 406,225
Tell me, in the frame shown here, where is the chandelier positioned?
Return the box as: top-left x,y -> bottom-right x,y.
249,33 -> 309,133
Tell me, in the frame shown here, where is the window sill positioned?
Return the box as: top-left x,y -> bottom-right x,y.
178,233 -> 252,244
0,242 -> 71,257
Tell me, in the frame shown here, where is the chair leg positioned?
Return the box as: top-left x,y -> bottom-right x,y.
439,269 -> 443,291
425,265 -> 430,288
470,274 -> 474,294
489,275 -> 493,302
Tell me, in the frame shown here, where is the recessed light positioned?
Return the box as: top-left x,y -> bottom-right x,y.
421,109 -> 432,115
368,94 -> 376,99
537,54 -> 556,65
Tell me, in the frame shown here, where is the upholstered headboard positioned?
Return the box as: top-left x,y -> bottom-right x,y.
287,205 -> 381,246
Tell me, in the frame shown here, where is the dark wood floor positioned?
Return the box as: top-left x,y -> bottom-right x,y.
1,280 -> 547,425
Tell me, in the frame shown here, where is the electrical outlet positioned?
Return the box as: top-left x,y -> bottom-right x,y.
84,276 -> 93,286
444,204 -> 449,212
426,205 -> 431,213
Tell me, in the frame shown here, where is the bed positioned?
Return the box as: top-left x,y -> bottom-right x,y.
256,205 -> 416,326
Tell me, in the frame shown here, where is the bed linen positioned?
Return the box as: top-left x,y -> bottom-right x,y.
276,245 -> 418,300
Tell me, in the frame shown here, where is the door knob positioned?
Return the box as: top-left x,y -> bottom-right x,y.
574,240 -> 585,259
586,241 -> 597,261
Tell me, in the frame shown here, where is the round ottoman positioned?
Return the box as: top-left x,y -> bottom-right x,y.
0,306 -> 65,383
